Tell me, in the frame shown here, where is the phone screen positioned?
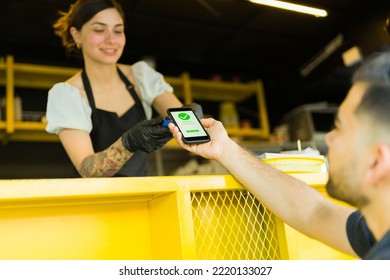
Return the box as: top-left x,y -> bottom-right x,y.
168,108 -> 210,144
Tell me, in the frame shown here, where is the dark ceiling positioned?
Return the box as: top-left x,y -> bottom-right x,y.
1,0 -> 390,128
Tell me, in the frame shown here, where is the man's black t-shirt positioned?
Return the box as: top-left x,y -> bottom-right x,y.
347,210 -> 390,259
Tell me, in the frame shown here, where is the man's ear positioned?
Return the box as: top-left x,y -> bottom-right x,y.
363,144 -> 390,186
70,27 -> 80,45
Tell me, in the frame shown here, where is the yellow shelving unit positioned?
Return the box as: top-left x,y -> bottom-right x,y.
165,73 -> 269,139
0,55 -> 270,143
0,55 -> 79,142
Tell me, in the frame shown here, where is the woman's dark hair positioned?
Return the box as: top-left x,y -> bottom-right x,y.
53,0 -> 126,57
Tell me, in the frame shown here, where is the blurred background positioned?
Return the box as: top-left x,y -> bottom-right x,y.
0,0 -> 389,178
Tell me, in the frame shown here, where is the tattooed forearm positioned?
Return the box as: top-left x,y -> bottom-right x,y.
79,138 -> 132,177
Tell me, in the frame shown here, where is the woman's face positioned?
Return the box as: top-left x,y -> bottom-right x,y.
73,8 -> 126,65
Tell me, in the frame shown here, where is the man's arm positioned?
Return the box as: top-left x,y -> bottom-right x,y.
170,118 -> 357,256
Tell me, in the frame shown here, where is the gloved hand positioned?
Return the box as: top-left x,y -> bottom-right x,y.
121,117 -> 172,153
182,102 -> 203,119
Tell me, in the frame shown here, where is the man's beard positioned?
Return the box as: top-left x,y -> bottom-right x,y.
326,174 -> 369,208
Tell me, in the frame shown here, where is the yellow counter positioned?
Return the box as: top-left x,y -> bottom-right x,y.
0,174 -> 354,260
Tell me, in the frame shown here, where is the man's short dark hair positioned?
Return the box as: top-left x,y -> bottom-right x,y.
352,52 -> 390,83
352,52 -> 390,131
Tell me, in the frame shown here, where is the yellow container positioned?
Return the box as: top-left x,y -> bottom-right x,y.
260,153 -> 325,173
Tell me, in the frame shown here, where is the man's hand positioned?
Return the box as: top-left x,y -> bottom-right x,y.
168,117 -> 230,160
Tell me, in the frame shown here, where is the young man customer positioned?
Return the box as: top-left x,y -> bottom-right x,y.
169,51 -> 390,260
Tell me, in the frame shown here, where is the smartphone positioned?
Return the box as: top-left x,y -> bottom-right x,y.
167,107 -> 210,144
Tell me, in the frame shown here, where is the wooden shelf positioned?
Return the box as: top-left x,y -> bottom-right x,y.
0,130 -> 59,142
226,127 -> 269,138
0,60 -> 79,89
14,121 -> 47,130
0,55 -> 270,142
167,76 -> 257,102
166,72 -> 270,139
13,63 -> 78,89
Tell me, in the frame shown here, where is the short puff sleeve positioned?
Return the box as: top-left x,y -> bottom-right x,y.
46,83 -> 92,134
132,61 -> 173,119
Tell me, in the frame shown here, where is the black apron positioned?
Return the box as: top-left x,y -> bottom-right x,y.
82,67 -> 148,177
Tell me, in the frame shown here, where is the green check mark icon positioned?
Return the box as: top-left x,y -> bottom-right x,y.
178,113 -> 191,120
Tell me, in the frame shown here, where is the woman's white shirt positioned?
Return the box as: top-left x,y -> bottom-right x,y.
46,61 -> 173,134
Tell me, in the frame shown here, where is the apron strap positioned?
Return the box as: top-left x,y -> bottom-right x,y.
81,67 -> 147,119
116,67 -> 147,119
81,69 -> 96,111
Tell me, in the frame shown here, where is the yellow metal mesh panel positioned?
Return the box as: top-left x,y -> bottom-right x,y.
191,190 -> 281,260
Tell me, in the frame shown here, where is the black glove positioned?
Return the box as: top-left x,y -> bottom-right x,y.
182,102 -> 203,119
121,117 -> 172,153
